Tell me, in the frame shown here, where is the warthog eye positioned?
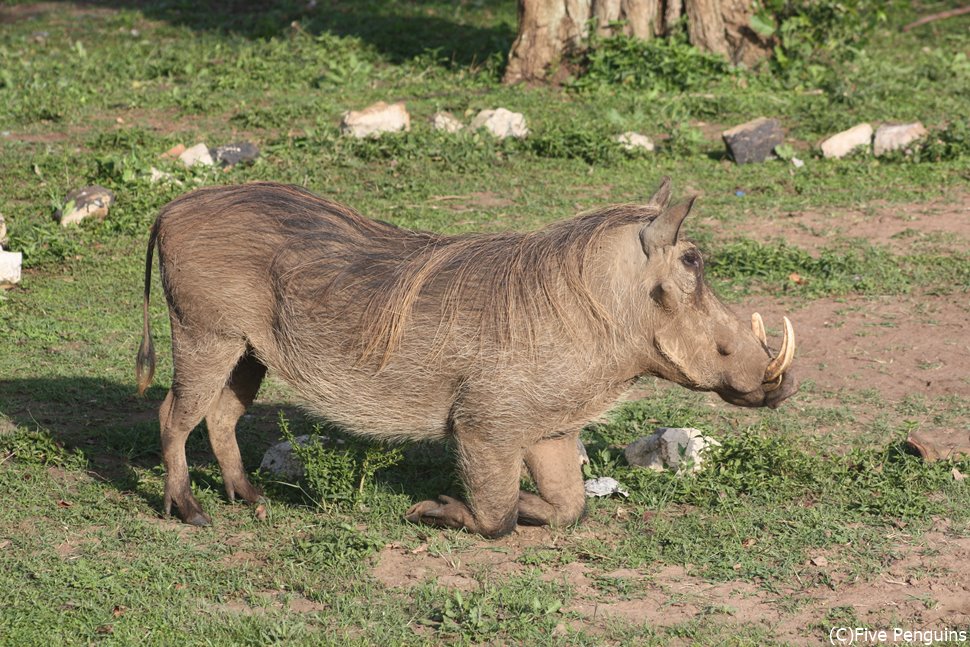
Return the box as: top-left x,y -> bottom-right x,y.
681,249 -> 702,270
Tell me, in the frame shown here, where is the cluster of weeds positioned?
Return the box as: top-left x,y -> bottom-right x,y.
707,238 -> 970,297
276,413 -> 403,509
755,0 -> 891,76
0,427 -> 87,470
570,32 -> 731,92
287,522 -> 386,569
415,577 -> 566,642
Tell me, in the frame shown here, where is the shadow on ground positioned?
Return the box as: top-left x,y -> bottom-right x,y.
5,0 -> 515,67
0,376 -> 455,518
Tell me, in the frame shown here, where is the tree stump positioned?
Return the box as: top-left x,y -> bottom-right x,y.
503,0 -> 772,84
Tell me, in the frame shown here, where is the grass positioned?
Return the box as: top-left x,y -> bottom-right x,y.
1,0 -> 969,644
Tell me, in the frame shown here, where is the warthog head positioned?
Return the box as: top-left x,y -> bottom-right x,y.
622,179 -> 796,408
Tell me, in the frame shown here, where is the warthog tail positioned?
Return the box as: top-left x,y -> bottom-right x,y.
135,219 -> 160,396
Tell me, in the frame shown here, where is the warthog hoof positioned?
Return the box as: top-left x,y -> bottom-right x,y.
405,495 -> 471,530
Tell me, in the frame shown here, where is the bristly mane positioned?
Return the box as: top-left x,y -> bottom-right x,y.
207,183 -> 661,366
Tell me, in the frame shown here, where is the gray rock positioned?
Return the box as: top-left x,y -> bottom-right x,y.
624,427 -> 721,473
430,111 -> 464,133
722,117 -> 784,164
0,248 -> 22,289
873,122 -> 927,157
617,131 -> 654,152
259,434 -> 329,481
470,108 -> 528,139
820,123 -> 873,159
57,185 -> 115,227
341,101 -> 410,138
584,476 -> 629,498
211,142 -> 260,167
179,142 -> 214,168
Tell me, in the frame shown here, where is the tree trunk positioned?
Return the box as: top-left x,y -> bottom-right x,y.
503,0 -> 771,84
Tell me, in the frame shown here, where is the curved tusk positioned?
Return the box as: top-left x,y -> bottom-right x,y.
751,312 -> 767,345
764,316 -> 795,383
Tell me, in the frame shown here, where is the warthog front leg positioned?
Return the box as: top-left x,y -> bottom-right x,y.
518,432 -> 586,527
405,431 -> 522,538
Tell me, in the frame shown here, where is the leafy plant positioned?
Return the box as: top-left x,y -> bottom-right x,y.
277,413 -> 402,508
570,32 -> 731,92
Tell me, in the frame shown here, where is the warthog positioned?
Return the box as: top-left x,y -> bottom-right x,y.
136,178 -> 796,536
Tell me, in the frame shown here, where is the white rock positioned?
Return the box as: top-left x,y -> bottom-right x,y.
470,108 -> 528,139
624,428 -> 721,473
0,249 -> 22,288
820,123 -> 872,159
584,476 -> 629,498
791,156 -> 805,168
179,143 -> 214,168
149,167 -> 182,185
430,111 -> 464,133
0,213 -> 6,244
340,101 -> 410,138
617,131 -> 654,152
873,122 -> 928,157
58,185 -> 115,227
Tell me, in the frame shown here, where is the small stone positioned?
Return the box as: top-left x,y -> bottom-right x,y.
430,111 -> 464,133
470,108 -> 528,139
873,122 -> 928,157
211,142 -> 260,167
820,123 -> 873,159
617,131 -> 654,152
953,468 -> 966,482
340,101 -> 410,138
625,427 -> 721,473
721,117 -> 784,164
583,476 -> 629,498
791,156 -> 805,168
148,167 -> 181,185
179,143 -> 214,168
57,185 -> 115,227
0,249 -> 22,289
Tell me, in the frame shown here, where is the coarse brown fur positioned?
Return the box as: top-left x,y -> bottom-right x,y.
136,179 -> 797,536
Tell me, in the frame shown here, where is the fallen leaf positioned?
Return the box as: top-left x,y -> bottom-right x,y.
410,543 -> 429,555
96,625 -> 113,635
641,510 -> 656,524
789,272 -> 806,284
161,143 -> 186,159
112,605 -> 127,618
0,540 -> 10,550
742,537 -> 757,548
614,506 -> 630,521
811,556 -> 828,567
953,468 -> 966,482
56,499 -> 72,508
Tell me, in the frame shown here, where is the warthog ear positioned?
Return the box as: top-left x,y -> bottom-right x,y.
648,176 -> 673,210
640,196 -> 696,254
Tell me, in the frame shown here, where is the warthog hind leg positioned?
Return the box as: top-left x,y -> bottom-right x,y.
161,333 -> 247,526
405,431 -> 521,538
518,432 -> 586,527
205,352 -> 267,506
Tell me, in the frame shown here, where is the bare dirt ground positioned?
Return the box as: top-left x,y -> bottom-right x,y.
369,196 -> 970,643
